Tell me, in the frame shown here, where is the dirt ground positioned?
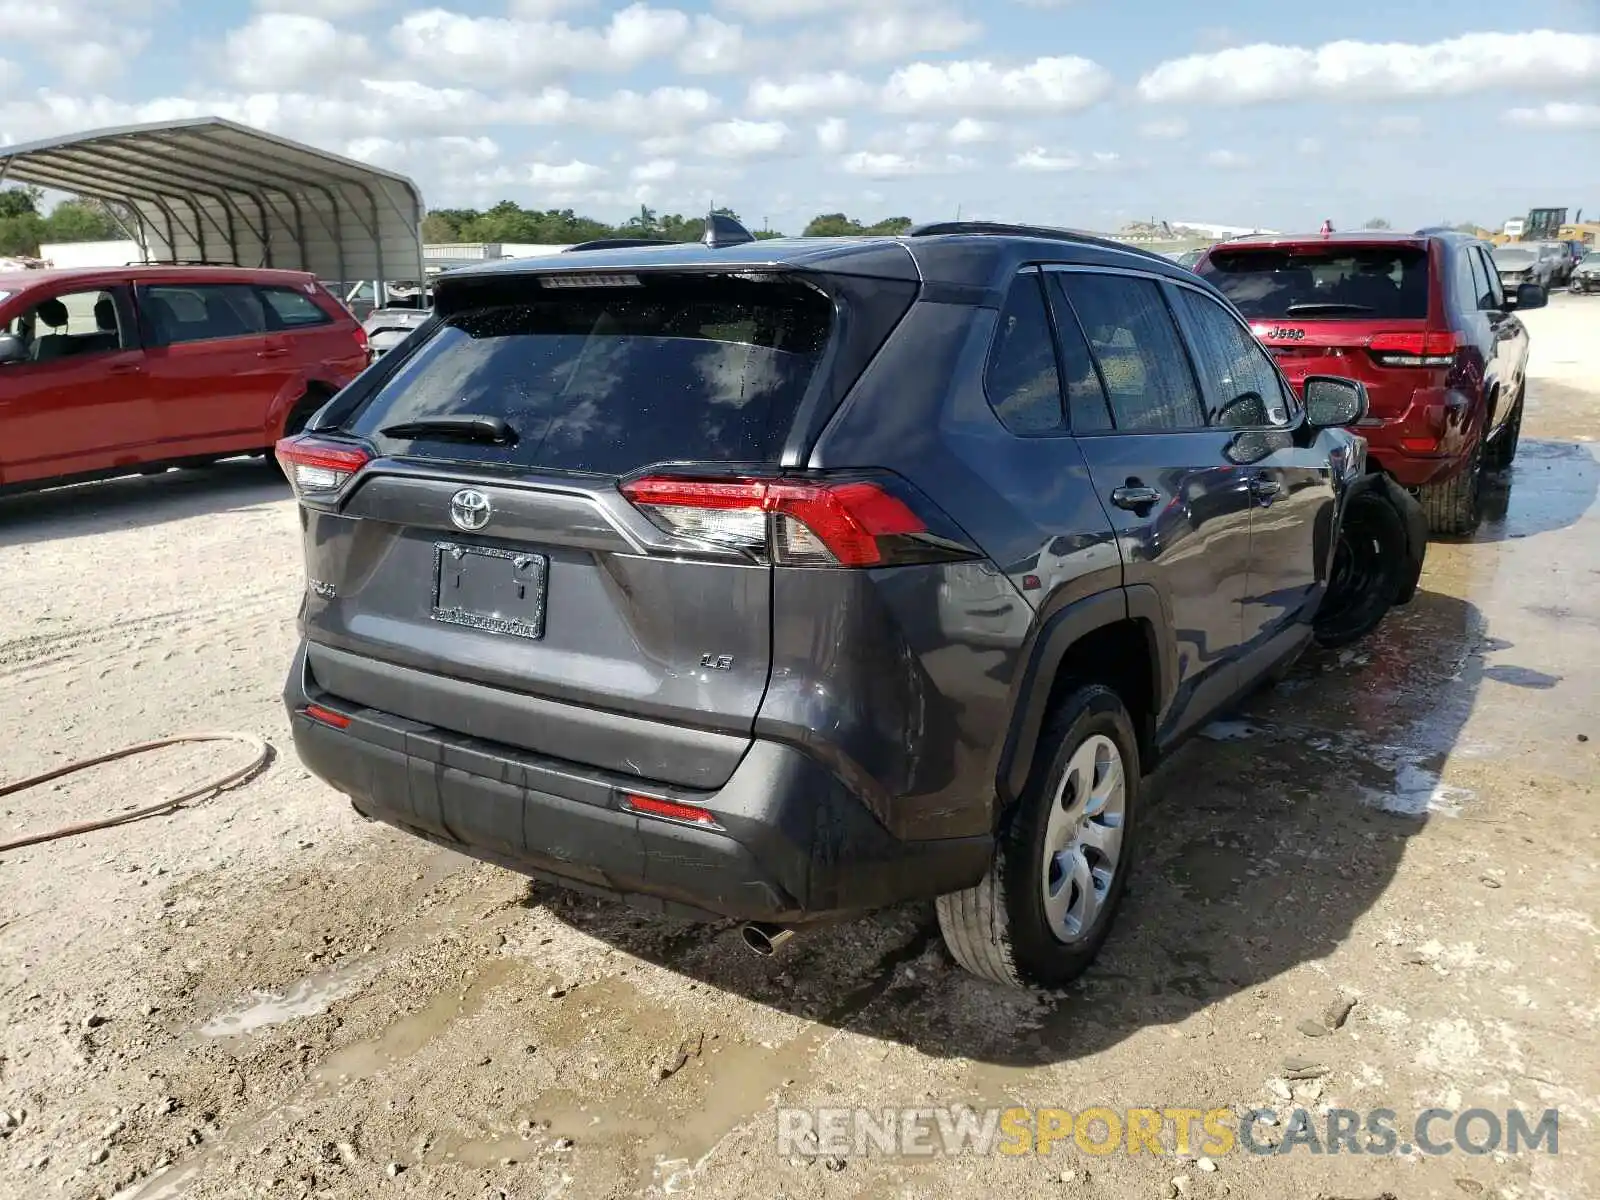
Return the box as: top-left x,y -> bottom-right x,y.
2,296 -> 1597,1200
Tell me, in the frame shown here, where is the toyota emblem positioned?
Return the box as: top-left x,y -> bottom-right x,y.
449,488 -> 491,531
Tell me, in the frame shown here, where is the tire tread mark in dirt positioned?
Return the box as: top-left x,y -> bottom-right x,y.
818,925 -> 939,1028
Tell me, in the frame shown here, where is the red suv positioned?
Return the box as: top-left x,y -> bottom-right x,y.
0,265 -> 368,492
1196,231 -> 1545,534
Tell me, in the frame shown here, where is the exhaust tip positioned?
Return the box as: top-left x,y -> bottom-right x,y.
740,922 -> 794,957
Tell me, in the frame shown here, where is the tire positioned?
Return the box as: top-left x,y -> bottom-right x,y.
270,391 -> 328,477
1314,488 -> 1408,649
1484,389 -> 1523,472
937,683 -> 1140,989
1418,431 -> 1484,537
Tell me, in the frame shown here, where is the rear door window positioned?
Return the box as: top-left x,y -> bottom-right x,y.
1055,273 -> 1205,432
985,272 -> 1063,434
1201,246 -> 1430,320
142,283 -> 267,345
344,273 -> 833,476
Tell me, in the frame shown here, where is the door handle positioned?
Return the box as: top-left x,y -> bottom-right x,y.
1110,484 -> 1161,514
108,362 -> 143,375
258,348 -> 290,359
1249,477 -> 1282,502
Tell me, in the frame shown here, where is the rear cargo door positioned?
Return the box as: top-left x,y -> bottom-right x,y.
296,271 -> 836,789
1199,243 -> 1433,420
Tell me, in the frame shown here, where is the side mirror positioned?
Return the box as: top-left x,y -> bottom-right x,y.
0,332 -> 25,366
1509,282 -> 1547,311
1303,375 -> 1369,429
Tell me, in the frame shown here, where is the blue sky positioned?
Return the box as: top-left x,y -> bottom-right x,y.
3,0 -> 1598,235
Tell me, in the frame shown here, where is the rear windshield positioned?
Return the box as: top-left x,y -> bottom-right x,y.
344,273 -> 832,475
1200,246 -> 1429,320
1493,248 -> 1535,265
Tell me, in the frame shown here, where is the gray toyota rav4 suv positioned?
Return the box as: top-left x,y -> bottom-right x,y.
280,219 -> 1424,989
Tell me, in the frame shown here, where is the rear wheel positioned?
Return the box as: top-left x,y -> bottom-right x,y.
1418,432 -> 1484,537
937,683 -> 1139,989
271,391 -> 329,476
1484,389 -> 1524,472
1314,486 -> 1408,648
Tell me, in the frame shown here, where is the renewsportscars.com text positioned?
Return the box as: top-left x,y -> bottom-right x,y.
776,1106 -> 1561,1159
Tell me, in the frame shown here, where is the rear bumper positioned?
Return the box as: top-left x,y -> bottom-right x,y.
1357,387 -> 1484,488
283,644 -> 991,923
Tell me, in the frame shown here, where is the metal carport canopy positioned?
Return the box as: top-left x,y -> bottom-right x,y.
0,116 -> 424,287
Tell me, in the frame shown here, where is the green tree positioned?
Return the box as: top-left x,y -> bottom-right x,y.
420,212 -> 461,243
43,198 -> 121,242
1362,217 -> 1392,230
802,213 -> 912,237
0,186 -> 42,219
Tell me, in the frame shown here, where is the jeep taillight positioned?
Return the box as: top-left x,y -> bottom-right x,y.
619,473 -> 976,567
1368,331 -> 1458,368
275,435 -> 369,499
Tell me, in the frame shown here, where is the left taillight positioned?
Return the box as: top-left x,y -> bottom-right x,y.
619,472 -> 974,568
1368,331 -> 1459,368
275,435 -> 369,499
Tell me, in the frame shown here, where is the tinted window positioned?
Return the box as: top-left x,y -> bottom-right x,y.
1044,275 -> 1113,433
1476,248 -> 1506,308
262,286 -> 333,328
345,274 -> 831,475
1058,274 -> 1204,432
1201,246 -> 1429,320
143,284 -> 266,345
1175,289 -> 1291,428
1462,246 -> 1492,310
4,288 -> 126,361
985,273 -> 1063,434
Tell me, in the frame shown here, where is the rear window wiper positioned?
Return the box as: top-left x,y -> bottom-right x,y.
379,415 -> 519,445
1283,302 -> 1376,315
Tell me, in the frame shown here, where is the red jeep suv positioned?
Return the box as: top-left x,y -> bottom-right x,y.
1196,231 -> 1545,535
0,265 -> 368,493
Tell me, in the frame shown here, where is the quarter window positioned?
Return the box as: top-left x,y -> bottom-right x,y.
262,286 -> 334,329
3,288 -> 127,362
1055,273 -> 1205,432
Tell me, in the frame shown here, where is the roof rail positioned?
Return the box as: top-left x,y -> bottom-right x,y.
907,221 -> 1171,264
564,237 -> 674,252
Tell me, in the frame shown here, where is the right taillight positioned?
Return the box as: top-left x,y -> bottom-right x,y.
619,473 -> 974,568
275,435 -> 370,499
1368,331 -> 1458,368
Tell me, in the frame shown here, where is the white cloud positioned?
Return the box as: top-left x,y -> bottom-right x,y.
1138,31 -> 1600,105
815,117 -> 849,151
0,80 -> 720,155
0,0 -> 152,81
1506,101 -> 1600,128
1015,147 -> 1081,171
843,12 -> 980,63
699,118 -> 791,158
1205,149 -> 1252,168
748,72 -> 873,114
1138,118 -> 1188,139
839,150 -> 973,177
226,14 -> 367,90
946,117 -> 995,144
392,4 -> 692,86
630,158 -> 679,182
677,15 -> 751,73
528,160 -> 606,187
257,0 -> 379,15
883,56 -> 1113,113
714,0 -> 856,18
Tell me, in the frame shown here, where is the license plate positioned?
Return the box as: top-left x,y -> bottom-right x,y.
431,542 -> 547,639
